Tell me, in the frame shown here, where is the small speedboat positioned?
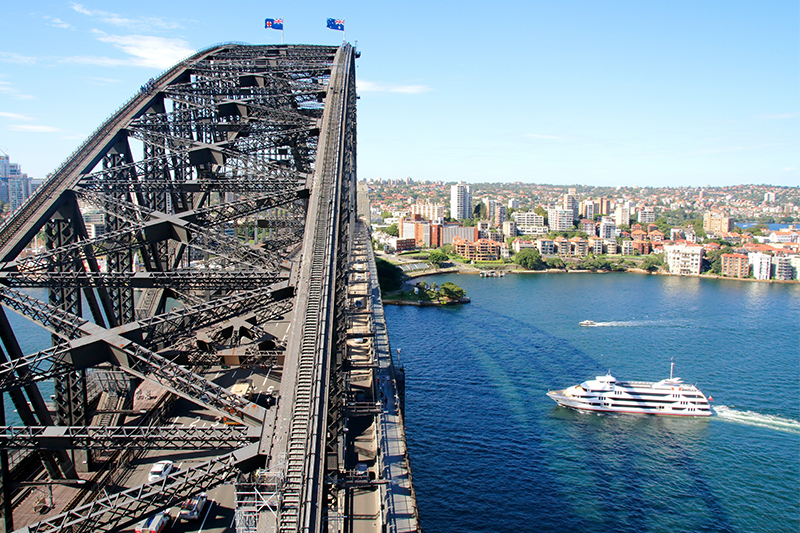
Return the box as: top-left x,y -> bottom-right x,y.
579,320 -> 596,327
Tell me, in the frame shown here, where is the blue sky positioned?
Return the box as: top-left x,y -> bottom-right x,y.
0,1 -> 797,186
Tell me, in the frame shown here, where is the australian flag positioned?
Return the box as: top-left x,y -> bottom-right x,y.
326,18 -> 345,31
265,18 -> 284,30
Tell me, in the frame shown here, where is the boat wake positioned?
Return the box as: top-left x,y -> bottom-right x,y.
714,405 -> 800,434
588,318 -> 693,328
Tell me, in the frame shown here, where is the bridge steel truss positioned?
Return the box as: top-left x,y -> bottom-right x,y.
0,43 -> 358,533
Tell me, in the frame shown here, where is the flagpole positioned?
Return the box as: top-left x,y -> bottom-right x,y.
282,28 -> 284,44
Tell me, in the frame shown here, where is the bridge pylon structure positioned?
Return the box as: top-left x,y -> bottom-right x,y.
0,42 -> 357,533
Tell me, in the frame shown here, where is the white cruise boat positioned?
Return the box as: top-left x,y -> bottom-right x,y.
546,363 -> 712,417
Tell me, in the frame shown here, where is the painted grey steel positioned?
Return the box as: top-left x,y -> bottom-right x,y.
0,42 -> 357,533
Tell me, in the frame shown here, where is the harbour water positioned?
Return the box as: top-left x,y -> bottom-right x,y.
384,272 -> 799,533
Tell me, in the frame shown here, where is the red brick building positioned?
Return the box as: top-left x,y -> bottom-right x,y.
721,253 -> 750,278
453,236 -> 501,261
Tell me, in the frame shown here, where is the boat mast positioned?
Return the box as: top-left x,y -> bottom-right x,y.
670,358 -> 674,380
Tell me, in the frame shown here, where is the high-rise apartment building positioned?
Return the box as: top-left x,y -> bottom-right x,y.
638,206 -> 656,224
614,205 -> 630,226
410,202 -> 444,221
450,182 -> 473,221
579,200 -> 595,220
563,188 -> 578,222
599,217 -> 617,239
547,208 -> 574,232
703,212 -> 734,234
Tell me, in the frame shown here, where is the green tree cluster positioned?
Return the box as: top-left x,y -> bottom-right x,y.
375,257 -> 404,292
514,248 -> 544,270
428,249 -> 448,267
439,281 -> 466,300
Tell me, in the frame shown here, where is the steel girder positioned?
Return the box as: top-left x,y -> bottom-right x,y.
0,425 -> 258,450
15,444 -> 262,533
0,43 -> 355,533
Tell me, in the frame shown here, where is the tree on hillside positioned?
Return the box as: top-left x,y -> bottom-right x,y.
428,249 -> 448,267
534,206 -> 548,225
474,203 -> 488,221
641,254 -> 664,272
514,248 -> 544,270
546,257 -> 565,269
384,224 -> 399,237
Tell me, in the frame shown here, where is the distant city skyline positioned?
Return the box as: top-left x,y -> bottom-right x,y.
0,1 -> 797,186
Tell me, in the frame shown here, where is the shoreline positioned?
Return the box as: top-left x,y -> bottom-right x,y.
405,266 -> 799,284
382,297 -> 471,307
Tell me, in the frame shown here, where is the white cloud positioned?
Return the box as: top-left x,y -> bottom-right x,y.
0,52 -> 38,65
70,3 -> 92,15
45,16 -> 74,29
0,112 -> 33,121
71,3 -> 181,30
8,124 -> 61,133
782,167 -> 798,172
89,30 -> 194,69
523,133 -> 571,141
0,81 -> 34,100
357,80 -> 431,94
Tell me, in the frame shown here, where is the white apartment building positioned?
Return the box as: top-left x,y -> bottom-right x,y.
579,200 -> 595,220
749,252 -> 772,280
638,206 -> 656,224
598,217 -> 616,239
621,240 -> 634,256
772,255 -> 793,281
614,204 -> 630,226
563,189 -> 578,221
450,182 -> 473,221
512,211 -> 545,226
664,244 -> 704,275
508,199 -> 519,209
410,202 -> 444,220
547,208 -> 574,232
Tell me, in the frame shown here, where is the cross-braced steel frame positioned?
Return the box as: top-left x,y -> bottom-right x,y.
0,42 -> 357,533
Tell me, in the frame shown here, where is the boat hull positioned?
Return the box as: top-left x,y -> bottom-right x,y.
546,389 -> 712,417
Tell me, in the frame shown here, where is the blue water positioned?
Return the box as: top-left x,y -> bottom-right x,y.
384,273 -> 800,533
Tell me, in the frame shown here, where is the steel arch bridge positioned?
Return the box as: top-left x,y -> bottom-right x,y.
0,43 -> 357,533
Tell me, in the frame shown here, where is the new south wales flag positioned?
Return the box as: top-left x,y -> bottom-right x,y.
265,18 -> 284,30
